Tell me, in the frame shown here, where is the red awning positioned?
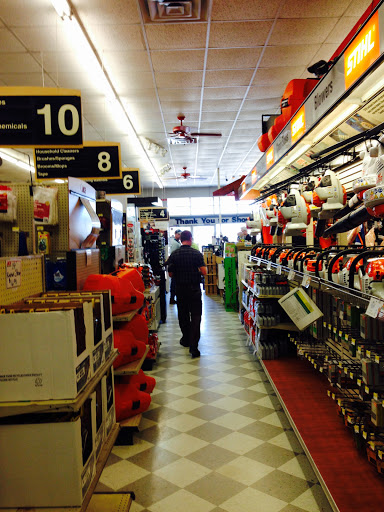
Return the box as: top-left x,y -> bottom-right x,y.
212,175 -> 246,201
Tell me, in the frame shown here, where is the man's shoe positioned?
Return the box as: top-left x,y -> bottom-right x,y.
190,350 -> 200,358
170,299 -> 177,304
180,338 -> 189,347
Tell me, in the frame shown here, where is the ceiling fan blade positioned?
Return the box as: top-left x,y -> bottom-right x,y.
190,133 -> 222,137
188,176 -> 206,179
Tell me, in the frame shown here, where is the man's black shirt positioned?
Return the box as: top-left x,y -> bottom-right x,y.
167,245 -> 205,286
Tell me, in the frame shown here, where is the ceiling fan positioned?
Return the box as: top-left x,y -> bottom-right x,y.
167,115 -> 222,145
162,166 -> 207,180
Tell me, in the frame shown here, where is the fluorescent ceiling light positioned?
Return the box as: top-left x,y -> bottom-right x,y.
362,76 -> 384,102
54,179 -> 66,183
285,143 -> 311,166
312,103 -> 359,144
0,151 -> 35,173
51,0 -> 163,190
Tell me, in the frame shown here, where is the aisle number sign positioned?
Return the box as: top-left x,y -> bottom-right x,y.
344,11 -> 380,90
138,207 -> 169,221
0,86 -> 82,147
87,169 -> 141,195
34,142 -> 121,180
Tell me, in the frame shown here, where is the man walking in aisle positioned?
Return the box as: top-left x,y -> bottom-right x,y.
169,229 -> 182,304
166,230 -> 207,358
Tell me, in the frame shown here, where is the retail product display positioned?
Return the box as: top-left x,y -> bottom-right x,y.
33,185 -> 58,225
0,185 -> 17,222
113,330 -> 147,368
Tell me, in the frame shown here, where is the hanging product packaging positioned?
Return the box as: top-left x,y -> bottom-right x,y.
33,186 -> 58,225
278,287 -> 323,331
37,231 -> 51,254
0,185 -> 17,222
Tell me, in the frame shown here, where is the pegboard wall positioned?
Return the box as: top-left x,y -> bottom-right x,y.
49,182 -> 69,258
0,183 -> 34,257
0,255 -> 44,305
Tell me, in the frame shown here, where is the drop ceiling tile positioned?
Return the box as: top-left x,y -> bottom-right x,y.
308,43 -> 340,66
212,0 -> 281,21
325,16 -> 361,44
205,69 -> 254,87
122,89 -> 157,102
33,51 -> 88,73
209,21 -> 273,48
203,86 -> 248,100
247,85 -> 285,99
279,0 -> 350,18
0,28 -> 32,52
113,72 -> 155,94
235,119 -> 263,129
13,26 -> 76,52
76,0 -> 141,25
51,71 -> 102,91
1,0 -> 56,26
269,18 -> 338,45
252,66 -> 306,86
0,53 -> 42,73
202,98 -> 242,111
158,88 -> 202,101
346,0 -> 375,17
165,112 -> 199,124
199,121 -> 234,136
206,48 -> 262,70
86,24 -> 145,50
242,98 -> 281,111
103,51 -> 151,73
145,24 -> 207,50
260,44 -> 320,68
202,111 -> 237,122
155,71 -> 203,89
160,100 -> 201,113
151,50 -> 205,71
237,111 -> 264,122
0,72 -> 56,87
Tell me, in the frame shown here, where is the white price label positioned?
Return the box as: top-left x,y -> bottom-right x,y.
366,297 -> 384,319
302,275 -> 311,288
267,261 -> 272,271
276,265 -> 282,275
257,258 -> 261,266
288,269 -> 295,281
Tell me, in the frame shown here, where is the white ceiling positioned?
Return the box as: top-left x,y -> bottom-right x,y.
0,0 -> 374,191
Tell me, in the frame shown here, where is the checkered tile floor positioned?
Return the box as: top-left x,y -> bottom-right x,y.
97,293 -> 332,512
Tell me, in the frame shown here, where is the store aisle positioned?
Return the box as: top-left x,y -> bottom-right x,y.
97,294 -> 332,512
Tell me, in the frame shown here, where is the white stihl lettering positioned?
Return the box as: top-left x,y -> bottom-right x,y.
347,30 -> 375,76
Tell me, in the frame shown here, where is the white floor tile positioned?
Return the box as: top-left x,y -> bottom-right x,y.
154,458 -> 212,487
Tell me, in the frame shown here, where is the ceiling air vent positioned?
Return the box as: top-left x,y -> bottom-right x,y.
141,0 -> 205,23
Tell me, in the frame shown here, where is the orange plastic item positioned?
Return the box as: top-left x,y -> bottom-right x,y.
112,330 -> 147,369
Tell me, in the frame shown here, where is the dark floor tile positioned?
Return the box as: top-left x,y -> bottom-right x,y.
94,481 -> 114,493
186,444 -> 238,470
187,390 -> 225,404
188,404 -> 228,421
119,474 -> 179,508
186,471 -> 247,505
280,504 -> 312,512
228,376 -> 264,388
225,367 -> 256,376
235,403 -> 274,420
139,425 -> 181,444
126,446 -> 180,472
239,421 -> 285,441
246,442 -> 296,468
192,377 -> 224,389
188,368 -> 222,377
188,422 -> 233,443
104,452 -> 123,468
252,469 -> 311,502
143,405 -> 181,423
230,389 -> 268,402
149,392 -> 182,406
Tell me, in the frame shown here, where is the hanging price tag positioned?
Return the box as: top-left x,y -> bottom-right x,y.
366,297 -> 384,319
288,269 -> 295,281
267,261 -> 272,271
276,265 -> 282,275
256,258 -> 261,266
302,275 -> 311,288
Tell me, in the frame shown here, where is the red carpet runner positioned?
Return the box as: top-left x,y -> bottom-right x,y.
263,357 -> 384,512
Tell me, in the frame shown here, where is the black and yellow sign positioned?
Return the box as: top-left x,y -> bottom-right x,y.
86,169 -> 141,195
34,142 -> 121,180
0,86 -> 82,147
138,207 -> 169,221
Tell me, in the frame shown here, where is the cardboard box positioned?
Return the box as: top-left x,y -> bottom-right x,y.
102,367 -> 116,437
26,296 -> 105,373
0,398 -> 95,507
0,307 -> 92,401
